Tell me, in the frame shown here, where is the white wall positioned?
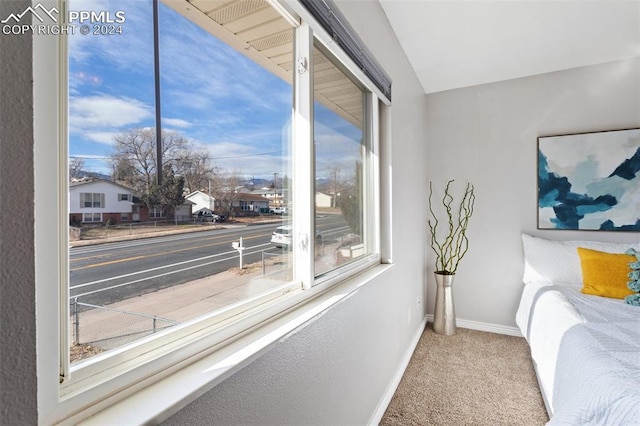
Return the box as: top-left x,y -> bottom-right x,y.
425,58 -> 640,329
187,191 -> 215,212
162,0 -> 430,424
69,181 -> 134,214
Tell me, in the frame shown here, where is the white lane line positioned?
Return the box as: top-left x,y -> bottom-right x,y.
70,244 -> 277,299
70,243 -> 272,290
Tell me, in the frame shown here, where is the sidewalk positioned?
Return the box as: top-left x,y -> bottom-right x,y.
71,258 -> 291,358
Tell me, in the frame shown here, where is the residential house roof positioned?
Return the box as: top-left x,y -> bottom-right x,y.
69,177 -> 136,193
234,193 -> 270,202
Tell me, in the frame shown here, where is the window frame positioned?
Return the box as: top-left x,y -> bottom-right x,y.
149,205 -> 166,218
80,192 -> 104,208
82,212 -> 102,223
311,40 -> 379,280
34,0 -> 388,422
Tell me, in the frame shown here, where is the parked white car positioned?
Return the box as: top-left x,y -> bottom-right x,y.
270,225 -> 322,249
271,225 -> 292,248
270,207 -> 288,215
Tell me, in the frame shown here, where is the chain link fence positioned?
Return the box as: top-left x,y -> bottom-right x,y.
70,299 -> 178,352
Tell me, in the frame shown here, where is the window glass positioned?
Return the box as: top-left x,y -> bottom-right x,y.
68,0 -> 293,364
313,44 -> 368,276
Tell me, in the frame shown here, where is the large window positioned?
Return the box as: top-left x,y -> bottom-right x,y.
66,0 -> 294,368
313,43 -> 369,276
34,0 -> 387,422
80,192 -> 104,208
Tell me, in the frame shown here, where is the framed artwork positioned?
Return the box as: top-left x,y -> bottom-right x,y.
538,128 -> 640,231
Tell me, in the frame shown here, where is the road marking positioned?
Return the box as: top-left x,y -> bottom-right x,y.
70,243 -> 273,290
74,255 -> 148,269
70,232 -> 270,271
70,244 -> 277,299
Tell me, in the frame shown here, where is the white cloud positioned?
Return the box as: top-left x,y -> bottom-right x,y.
84,131 -> 119,145
162,117 -> 192,129
70,153 -> 110,160
69,94 -> 153,135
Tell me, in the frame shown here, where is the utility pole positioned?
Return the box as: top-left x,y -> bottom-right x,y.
208,179 -> 212,210
153,0 -> 163,185
273,172 -> 278,207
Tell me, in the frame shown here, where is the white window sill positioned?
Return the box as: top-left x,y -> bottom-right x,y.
73,263 -> 393,425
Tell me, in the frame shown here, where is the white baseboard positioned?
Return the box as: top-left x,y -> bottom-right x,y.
368,316 -> 428,425
426,315 -> 522,337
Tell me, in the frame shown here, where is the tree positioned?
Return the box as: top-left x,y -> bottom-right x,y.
153,165 -> 186,219
110,128 -> 159,194
69,157 -> 85,180
340,161 -> 362,237
327,165 -> 343,208
109,128 -> 213,209
280,174 -> 290,206
210,170 -> 244,218
174,147 -> 217,194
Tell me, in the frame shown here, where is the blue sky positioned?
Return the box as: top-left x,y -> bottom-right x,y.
69,0 -> 362,181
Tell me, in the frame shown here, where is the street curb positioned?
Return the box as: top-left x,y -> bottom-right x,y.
69,219 -> 286,248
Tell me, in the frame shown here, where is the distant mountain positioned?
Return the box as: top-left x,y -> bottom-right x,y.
73,170 -> 111,180
243,178 -> 271,188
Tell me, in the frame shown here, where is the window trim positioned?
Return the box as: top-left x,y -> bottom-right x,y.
149,205 -> 166,218
278,0 -> 391,107
81,212 -> 102,223
310,41 -> 381,281
298,0 -> 392,102
80,192 -> 104,208
35,0 -> 389,422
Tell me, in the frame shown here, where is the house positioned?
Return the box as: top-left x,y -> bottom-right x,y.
3,0 -> 639,425
230,192 -> 270,216
68,178 -> 194,224
315,191 -> 333,209
185,190 -> 216,212
172,200 -> 195,222
252,187 -> 286,209
68,178 -> 136,224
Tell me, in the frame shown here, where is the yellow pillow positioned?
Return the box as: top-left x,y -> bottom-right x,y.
577,247 -> 635,299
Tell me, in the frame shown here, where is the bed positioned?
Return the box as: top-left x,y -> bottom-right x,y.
516,234 -> 640,425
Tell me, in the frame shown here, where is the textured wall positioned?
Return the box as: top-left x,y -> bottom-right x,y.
425,58 -> 640,328
0,1 -> 38,424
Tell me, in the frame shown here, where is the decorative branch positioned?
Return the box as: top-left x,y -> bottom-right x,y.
428,180 -> 475,274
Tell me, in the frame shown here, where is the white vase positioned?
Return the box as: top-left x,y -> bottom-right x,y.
433,272 -> 456,335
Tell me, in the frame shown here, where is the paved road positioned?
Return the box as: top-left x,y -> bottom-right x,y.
70,214 -> 351,307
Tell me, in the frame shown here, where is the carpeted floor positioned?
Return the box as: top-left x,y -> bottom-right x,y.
380,323 -> 549,425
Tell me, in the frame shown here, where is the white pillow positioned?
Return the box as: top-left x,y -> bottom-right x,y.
521,234 -> 640,286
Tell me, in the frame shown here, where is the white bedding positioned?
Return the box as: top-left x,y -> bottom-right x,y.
516,281 -> 640,425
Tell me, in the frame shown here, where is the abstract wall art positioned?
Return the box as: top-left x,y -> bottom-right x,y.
538,128 -> 640,231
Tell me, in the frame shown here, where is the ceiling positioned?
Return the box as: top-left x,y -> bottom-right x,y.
378,0 -> 640,94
